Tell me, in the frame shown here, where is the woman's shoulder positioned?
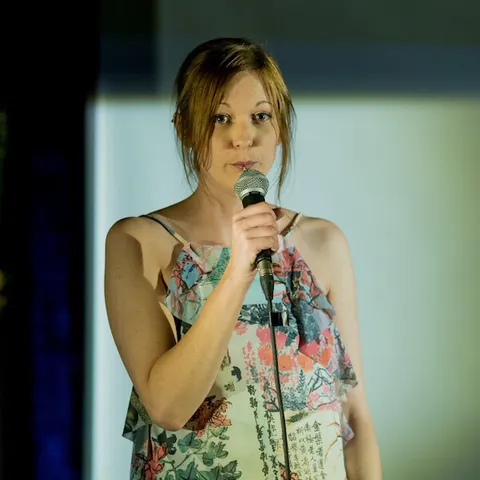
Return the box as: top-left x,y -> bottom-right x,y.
106,213 -> 173,244
298,215 -> 344,240
282,210 -> 350,294
106,199 -> 187,241
276,207 -> 343,241
105,208 -> 183,272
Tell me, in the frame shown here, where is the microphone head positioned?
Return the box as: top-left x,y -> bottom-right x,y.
234,168 -> 269,201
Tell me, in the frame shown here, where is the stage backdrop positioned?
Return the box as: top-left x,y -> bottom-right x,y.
86,3 -> 480,478
85,94 -> 480,480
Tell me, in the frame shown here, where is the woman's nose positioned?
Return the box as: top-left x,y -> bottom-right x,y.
231,121 -> 254,148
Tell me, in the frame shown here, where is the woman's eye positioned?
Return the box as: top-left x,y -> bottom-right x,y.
253,112 -> 272,123
213,114 -> 229,125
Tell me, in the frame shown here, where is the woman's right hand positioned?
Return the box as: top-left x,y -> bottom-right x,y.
227,202 -> 280,286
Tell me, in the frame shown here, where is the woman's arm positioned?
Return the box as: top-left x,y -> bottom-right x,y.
324,222 -> 382,479
300,218 -> 382,479
104,217 -> 251,431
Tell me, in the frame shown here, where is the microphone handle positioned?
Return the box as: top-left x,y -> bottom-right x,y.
241,192 -> 274,300
240,191 -> 273,266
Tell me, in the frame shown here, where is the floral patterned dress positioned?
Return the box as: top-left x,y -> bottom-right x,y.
122,214 -> 358,480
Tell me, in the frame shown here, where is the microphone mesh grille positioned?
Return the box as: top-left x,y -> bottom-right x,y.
234,169 -> 269,199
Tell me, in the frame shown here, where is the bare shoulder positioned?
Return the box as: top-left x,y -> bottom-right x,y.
290,213 -> 352,294
105,214 -> 180,288
106,216 -> 147,242
298,215 -> 349,250
106,215 -> 164,241
274,206 -> 346,243
107,213 -> 179,248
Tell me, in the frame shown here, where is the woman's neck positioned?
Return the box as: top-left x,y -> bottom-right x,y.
179,188 -> 243,247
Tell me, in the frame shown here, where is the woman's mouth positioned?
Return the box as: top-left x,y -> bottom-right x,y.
231,162 -> 257,170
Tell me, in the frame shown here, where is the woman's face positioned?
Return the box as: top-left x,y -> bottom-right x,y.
200,71 -> 279,194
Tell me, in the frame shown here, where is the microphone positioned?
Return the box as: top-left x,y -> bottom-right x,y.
234,168 -> 275,302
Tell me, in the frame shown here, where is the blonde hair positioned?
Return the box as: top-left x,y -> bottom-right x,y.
173,37 -> 296,202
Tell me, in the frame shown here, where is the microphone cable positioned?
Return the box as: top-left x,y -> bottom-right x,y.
267,296 -> 291,479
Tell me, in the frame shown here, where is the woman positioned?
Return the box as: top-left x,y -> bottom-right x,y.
105,37 -> 382,479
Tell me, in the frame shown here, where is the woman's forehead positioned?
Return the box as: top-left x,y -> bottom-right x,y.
220,72 -> 271,105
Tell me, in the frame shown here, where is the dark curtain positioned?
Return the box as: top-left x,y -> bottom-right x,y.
1,0 -> 97,478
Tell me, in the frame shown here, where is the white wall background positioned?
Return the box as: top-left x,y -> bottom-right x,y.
85,96 -> 480,479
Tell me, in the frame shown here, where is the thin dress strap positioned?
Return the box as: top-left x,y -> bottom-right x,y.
140,214 -> 189,247
282,212 -> 302,237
